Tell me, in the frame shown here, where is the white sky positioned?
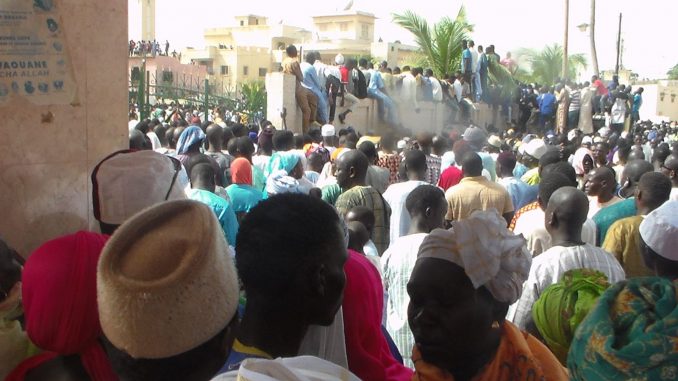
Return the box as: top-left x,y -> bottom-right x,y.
129,0 -> 678,80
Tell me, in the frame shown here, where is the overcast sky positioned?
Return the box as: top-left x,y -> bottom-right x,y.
129,0 -> 678,79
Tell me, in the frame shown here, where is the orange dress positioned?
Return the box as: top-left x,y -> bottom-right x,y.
411,321 -> 568,381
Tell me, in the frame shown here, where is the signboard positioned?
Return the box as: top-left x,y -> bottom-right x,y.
0,0 -> 77,105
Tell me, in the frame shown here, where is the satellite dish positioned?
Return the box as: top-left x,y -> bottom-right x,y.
343,0 -> 353,11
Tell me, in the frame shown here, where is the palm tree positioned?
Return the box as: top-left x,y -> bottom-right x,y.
392,6 -> 473,78
240,81 -> 267,116
590,0 -> 599,77
516,44 -> 587,86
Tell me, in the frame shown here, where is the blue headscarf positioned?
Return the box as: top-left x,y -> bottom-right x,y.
176,126 -> 205,154
266,152 -> 300,177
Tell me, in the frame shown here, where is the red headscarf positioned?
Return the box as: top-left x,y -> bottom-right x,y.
6,231 -> 117,381
231,157 -> 253,185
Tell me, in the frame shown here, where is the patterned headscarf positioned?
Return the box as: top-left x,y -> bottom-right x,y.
417,209 -> 531,304
568,277 -> 678,380
176,126 -> 206,154
231,157 -> 253,185
532,269 -> 610,364
6,232 -> 117,381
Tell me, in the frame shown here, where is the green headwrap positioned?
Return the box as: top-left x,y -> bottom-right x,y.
568,277 -> 678,381
532,269 -> 610,364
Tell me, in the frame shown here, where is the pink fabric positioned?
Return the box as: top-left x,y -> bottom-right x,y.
231,157 -> 253,185
342,250 -> 413,381
6,231 -> 117,381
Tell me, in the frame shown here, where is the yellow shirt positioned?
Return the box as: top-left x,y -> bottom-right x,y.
602,215 -> 653,278
445,176 -> 514,221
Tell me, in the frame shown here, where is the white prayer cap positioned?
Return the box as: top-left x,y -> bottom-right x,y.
639,200 -> 678,261
335,54 -> 345,65
397,140 -> 407,150
92,150 -> 185,226
321,124 -> 336,137
524,138 -> 547,160
417,209 -> 531,304
582,136 -> 593,146
567,129 -> 578,142
212,356 -> 360,381
487,135 -> 502,148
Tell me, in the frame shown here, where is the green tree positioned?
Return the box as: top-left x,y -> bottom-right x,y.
240,81 -> 267,116
392,6 -> 473,78
668,64 -> 678,80
516,44 -> 586,86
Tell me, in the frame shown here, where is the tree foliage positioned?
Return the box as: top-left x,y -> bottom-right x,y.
239,81 -> 267,116
515,44 -> 587,86
668,64 -> 678,80
392,6 -> 473,78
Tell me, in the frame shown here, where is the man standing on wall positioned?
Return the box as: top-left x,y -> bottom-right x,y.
282,45 -> 318,133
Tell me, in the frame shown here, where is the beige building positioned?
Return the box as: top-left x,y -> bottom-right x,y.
637,80 -> 678,121
181,11 -> 419,92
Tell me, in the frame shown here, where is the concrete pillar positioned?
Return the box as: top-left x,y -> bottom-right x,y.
141,0 -> 156,41
265,72 -> 302,133
0,0 -> 128,256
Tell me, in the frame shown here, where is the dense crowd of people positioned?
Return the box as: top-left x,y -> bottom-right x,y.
128,39 -> 175,58
2,46 -> 678,381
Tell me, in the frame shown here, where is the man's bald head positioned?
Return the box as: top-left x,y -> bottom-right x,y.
627,148 -> 645,162
637,172 -> 672,211
585,166 -> 616,197
663,154 -> 678,184
622,160 -> 654,186
545,186 -> 589,234
346,206 -> 375,234
335,150 -> 369,188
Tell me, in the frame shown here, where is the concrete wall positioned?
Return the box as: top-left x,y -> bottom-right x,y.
0,0 -> 128,256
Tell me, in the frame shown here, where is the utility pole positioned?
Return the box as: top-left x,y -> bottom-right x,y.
562,0 -> 569,80
615,13 -> 622,75
590,0 -> 599,77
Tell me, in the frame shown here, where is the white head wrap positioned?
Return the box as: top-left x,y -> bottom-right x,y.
417,209 -> 531,304
266,170 -> 301,195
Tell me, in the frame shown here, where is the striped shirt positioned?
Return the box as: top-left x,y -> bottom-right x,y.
508,244 -> 625,330
568,89 -> 581,112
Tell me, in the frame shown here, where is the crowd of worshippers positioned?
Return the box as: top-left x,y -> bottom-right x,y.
3,112 -> 678,381
279,43 -> 513,134
514,73 -> 645,137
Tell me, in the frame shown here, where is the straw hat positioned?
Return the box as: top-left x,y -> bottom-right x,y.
97,200 -> 239,359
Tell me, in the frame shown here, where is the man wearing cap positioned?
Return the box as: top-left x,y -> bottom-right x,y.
520,139 -> 548,185
321,124 -> 337,154
603,172 -> 672,278
640,200 -> 678,279
91,150 -> 186,235
509,187 -> 625,331
445,152 -> 513,225
463,126 -> 496,181
661,154 -> 678,201
98,200 -> 241,381
283,45 -> 318,133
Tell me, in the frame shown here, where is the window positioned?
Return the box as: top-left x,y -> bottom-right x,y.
240,20 -> 244,26
391,46 -> 394,52
361,24 -> 368,38
319,24 -> 327,32
255,19 -> 259,25
243,66 -> 249,76
221,65 -> 229,75
339,22 -> 348,32
259,67 -> 267,77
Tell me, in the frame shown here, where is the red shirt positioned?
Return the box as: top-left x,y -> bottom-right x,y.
593,79 -> 608,96
340,66 -> 349,83
437,166 -> 463,191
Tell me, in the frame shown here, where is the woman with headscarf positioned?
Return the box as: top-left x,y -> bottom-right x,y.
6,232 -> 117,381
532,269 -> 610,365
572,142 -> 594,189
265,151 -> 312,196
568,277 -> 678,380
226,158 -> 264,222
175,126 -> 206,166
408,209 -> 568,381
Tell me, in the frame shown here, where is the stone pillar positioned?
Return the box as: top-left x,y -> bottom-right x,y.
141,0 -> 156,41
0,0 -> 128,256
265,72 -> 302,133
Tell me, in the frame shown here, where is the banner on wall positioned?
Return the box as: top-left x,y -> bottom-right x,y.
0,0 -> 77,105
